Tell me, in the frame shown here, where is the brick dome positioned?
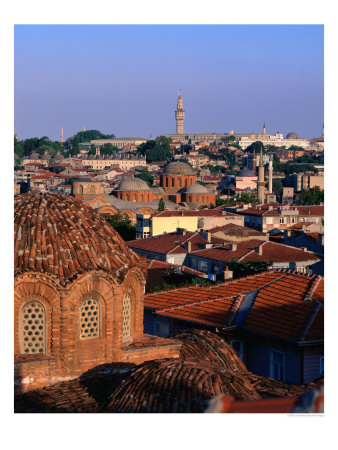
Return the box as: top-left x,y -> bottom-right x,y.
117,177 -> 150,192
102,358 -> 260,413
14,192 -> 140,286
164,161 -> 194,176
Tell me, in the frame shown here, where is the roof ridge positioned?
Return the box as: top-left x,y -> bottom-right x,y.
223,294 -> 246,327
157,294 -> 237,313
298,302 -> 323,341
304,275 -> 323,303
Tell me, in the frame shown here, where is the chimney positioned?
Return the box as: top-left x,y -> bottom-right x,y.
224,266 -> 233,281
230,243 -> 237,251
255,245 -> 263,255
301,247 -> 308,252
177,227 -> 186,236
185,241 -> 192,252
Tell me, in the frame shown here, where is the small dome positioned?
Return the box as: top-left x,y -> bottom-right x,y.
237,168 -> 256,177
14,193 -> 140,286
117,177 -> 150,192
102,358 -> 260,413
185,183 -> 209,194
286,132 -> 299,139
164,162 -> 194,176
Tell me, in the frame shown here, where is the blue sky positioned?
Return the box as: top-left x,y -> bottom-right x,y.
14,25 -> 324,141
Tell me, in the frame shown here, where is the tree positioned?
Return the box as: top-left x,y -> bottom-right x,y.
272,179 -> 283,196
220,135 -> 236,144
100,143 -> 119,156
138,138 -> 172,163
158,197 -> 166,211
135,170 -> 154,187
106,213 -> 136,241
297,187 -> 324,205
245,141 -> 265,154
228,258 -> 272,279
216,197 -> 230,207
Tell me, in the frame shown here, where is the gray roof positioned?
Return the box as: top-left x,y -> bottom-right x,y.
117,177 -> 150,192
101,195 -> 180,211
237,169 -> 256,177
164,161 -> 195,176
185,183 -> 209,194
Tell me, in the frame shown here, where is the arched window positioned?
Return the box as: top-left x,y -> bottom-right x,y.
172,178 -> 175,187
20,301 -> 46,354
79,185 -> 84,194
126,194 -> 129,201
178,178 -> 182,188
122,292 -> 132,339
79,298 -> 100,340
140,194 -> 144,202
133,194 -> 137,202
90,185 -> 95,194
185,179 -> 188,187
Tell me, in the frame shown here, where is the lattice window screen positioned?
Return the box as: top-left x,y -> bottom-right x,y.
80,299 -> 100,339
122,293 -> 131,339
21,301 -> 46,354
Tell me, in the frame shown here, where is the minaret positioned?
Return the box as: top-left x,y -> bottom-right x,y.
61,127 -> 64,145
268,155 -> 273,194
257,148 -> 265,203
175,89 -> 185,134
84,126 -> 86,132
263,122 -> 266,135
322,123 -> 324,138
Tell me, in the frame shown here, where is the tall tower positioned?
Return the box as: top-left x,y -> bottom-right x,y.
175,89 -> 185,134
61,127 -> 64,145
268,155 -> 273,194
257,148 -> 265,203
322,123 -> 324,138
263,122 -> 266,135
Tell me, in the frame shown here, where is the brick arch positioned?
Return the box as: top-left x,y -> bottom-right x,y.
14,274 -> 61,357
137,207 -> 155,215
62,272 -> 118,368
120,268 -> 145,343
97,205 -> 119,215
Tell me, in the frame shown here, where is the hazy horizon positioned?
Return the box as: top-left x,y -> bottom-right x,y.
14,25 -> 324,142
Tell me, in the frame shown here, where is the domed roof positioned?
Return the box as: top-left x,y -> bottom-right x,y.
53,151 -> 64,160
185,183 -> 209,194
117,177 -> 150,192
286,132 -> 299,139
164,161 -> 194,176
237,168 -> 256,177
14,193 -> 140,286
171,329 -> 247,372
102,358 -> 260,413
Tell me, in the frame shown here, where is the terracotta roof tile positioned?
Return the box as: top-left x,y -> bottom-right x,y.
14,193 -> 140,286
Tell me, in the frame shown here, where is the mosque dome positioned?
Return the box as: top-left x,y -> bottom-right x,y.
163,161 -> 194,176
237,168 -> 256,177
14,193 -> 140,286
185,183 -> 209,194
117,177 -> 150,192
286,132 -> 299,139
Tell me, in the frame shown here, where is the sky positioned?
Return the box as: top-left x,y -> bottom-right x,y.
14,25 -> 324,141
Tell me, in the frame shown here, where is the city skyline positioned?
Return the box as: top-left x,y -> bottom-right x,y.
15,25 -> 324,141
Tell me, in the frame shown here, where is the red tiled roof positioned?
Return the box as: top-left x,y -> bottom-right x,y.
191,239 -> 319,264
14,193 -> 140,286
128,232 -> 227,255
151,209 -> 240,218
145,271 -> 324,342
144,270 -> 284,310
146,259 -> 206,277
291,206 -> 324,216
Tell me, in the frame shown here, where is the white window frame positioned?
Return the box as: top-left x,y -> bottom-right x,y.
154,321 -> 170,338
198,260 -> 208,272
266,217 -> 274,225
230,339 -> 244,361
279,217 -> 286,224
270,349 -> 285,381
